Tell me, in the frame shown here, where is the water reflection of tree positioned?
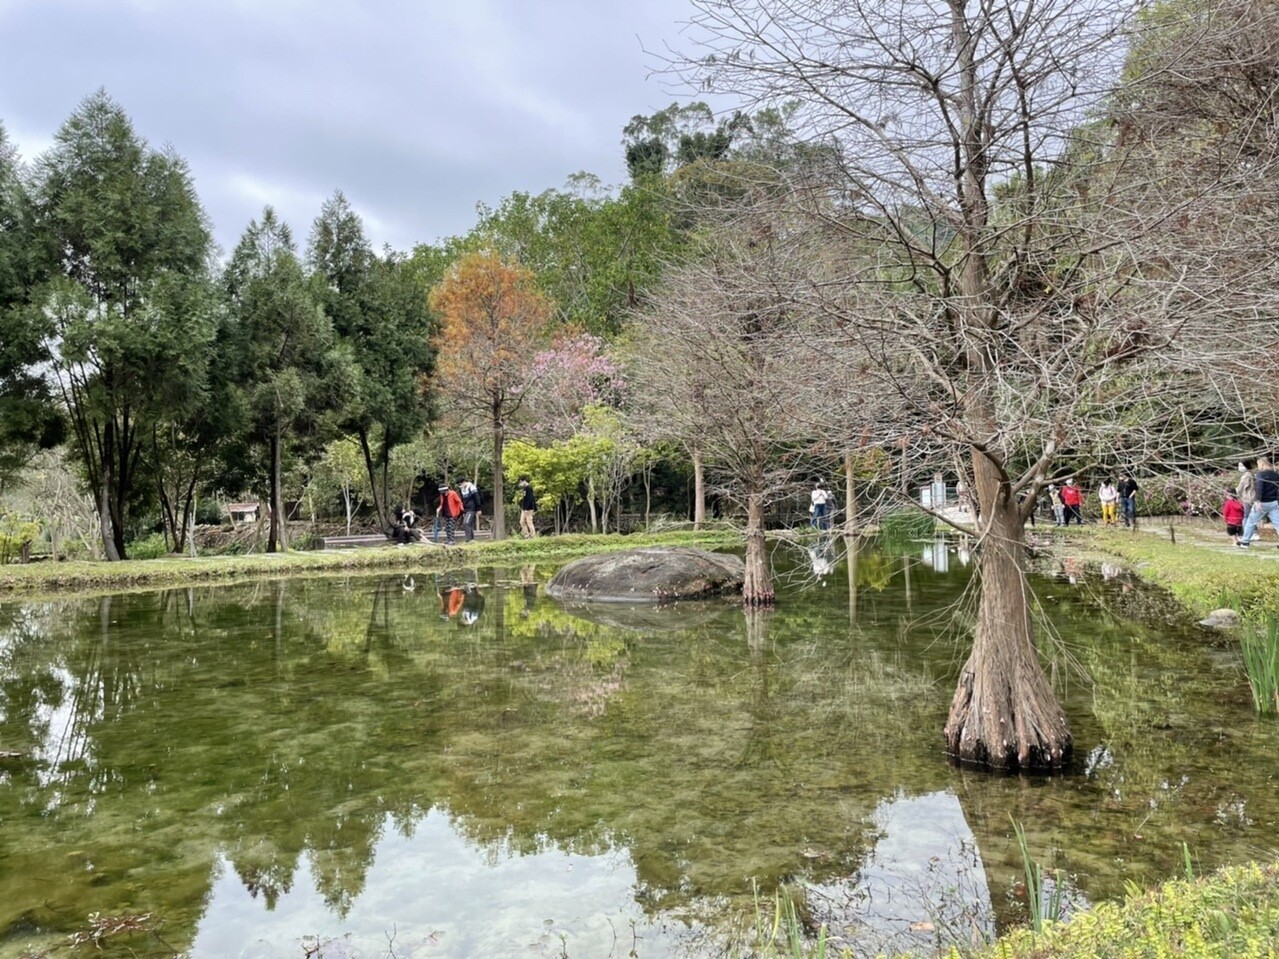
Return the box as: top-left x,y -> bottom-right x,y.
0,570 -> 1038,956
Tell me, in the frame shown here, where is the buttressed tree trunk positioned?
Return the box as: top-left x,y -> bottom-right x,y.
742,490 -> 774,607
944,451 -> 1070,770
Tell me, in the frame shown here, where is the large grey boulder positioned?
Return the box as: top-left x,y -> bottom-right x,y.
546,547 -> 745,603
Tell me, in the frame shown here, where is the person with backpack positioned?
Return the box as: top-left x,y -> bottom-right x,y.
1238,457 -> 1279,548
461,481 -> 483,542
435,482 -> 464,546
518,476 -> 538,538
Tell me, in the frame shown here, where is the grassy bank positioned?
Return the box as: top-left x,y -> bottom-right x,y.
745,861 -> 1279,958
1085,528 -> 1279,621
953,860 -> 1279,959
0,529 -> 741,599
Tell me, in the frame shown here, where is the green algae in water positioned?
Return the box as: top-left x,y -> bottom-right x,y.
0,546 -> 1276,958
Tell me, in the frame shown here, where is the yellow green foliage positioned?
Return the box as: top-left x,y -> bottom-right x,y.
953,861 -> 1279,959
0,513 -> 40,564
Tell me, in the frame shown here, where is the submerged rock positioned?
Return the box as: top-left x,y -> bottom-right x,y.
1198,608 -> 1241,630
546,547 -> 744,603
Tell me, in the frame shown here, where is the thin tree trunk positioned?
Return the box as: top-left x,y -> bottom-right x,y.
742,489 -> 773,607
267,432 -> 279,554
343,485 -> 353,536
99,419 -> 122,562
269,418 -> 290,552
844,449 -> 857,536
693,447 -> 706,529
846,534 -> 859,625
357,428 -> 390,534
644,464 -> 652,530
587,476 -> 598,533
178,473 -> 198,551
492,415 -> 507,541
943,454 -> 1071,771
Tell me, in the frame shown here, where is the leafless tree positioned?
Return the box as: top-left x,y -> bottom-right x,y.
671,0 -> 1279,769
628,208 -> 822,605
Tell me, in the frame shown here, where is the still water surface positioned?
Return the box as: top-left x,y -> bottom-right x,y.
1,540 -> 1275,958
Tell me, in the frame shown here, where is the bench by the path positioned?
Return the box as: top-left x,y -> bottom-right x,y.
321,534 -> 391,549
320,529 -> 494,549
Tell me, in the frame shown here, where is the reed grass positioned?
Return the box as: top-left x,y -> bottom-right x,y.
1012,818 -> 1064,933
1240,616 -> 1279,716
749,882 -> 844,959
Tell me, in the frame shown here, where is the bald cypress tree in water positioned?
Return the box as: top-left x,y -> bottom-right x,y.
677,0 -> 1279,769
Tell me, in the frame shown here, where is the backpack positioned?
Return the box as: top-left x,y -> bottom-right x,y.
443,489 -> 464,518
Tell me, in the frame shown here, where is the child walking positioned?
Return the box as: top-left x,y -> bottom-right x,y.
1223,489 -> 1247,546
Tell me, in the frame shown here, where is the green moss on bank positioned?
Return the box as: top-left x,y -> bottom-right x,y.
0,530 -> 740,599
953,861 -> 1279,959
1088,530 -> 1279,621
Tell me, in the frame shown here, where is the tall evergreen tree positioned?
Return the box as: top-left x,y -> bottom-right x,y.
226,207 -> 340,552
30,92 -> 214,558
0,122 -> 62,489
307,192 -> 436,532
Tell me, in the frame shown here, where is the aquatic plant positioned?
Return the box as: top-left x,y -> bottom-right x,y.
1240,617 -> 1279,716
750,882 -> 847,958
1012,818 -> 1065,933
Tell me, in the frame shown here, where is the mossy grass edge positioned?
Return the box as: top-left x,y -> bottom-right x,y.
0,529 -> 741,600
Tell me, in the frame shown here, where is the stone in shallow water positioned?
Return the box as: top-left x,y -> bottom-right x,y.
546,547 -> 745,603
1198,608 -> 1241,629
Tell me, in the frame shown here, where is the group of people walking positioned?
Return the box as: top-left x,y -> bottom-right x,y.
1045,476 -> 1139,528
1230,458 -> 1279,548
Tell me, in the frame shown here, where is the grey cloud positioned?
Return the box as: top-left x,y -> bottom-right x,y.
0,0 -> 708,255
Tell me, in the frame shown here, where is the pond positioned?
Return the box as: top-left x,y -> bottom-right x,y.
0,538 -> 1275,958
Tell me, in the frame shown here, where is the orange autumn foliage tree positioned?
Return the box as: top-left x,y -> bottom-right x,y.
428,251 -> 552,540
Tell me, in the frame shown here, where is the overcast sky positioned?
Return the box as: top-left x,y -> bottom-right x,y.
0,0 -> 706,257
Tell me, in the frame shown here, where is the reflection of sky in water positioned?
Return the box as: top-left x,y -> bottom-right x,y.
193,809 -> 687,959
809,790 -> 994,957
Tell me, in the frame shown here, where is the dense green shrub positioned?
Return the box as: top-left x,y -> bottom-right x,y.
125,533 -> 169,560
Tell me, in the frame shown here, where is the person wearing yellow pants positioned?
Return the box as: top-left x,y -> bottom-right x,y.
1098,479 -> 1119,526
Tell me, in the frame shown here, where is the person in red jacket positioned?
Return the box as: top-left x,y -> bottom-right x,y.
1060,478 -> 1084,526
1223,489 -> 1247,545
435,482 -> 465,546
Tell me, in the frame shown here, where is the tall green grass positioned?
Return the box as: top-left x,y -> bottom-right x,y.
1012,818 -> 1064,933
749,882 -> 845,958
1240,616 -> 1279,716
